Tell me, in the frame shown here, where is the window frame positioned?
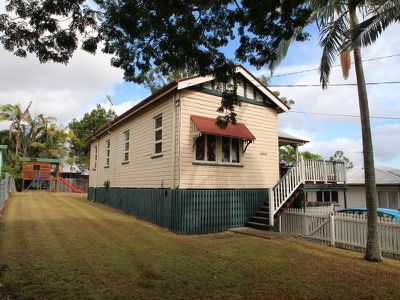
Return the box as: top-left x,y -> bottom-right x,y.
123,130 -> 130,163
194,135 -> 242,165
221,137 -> 241,164
316,191 -> 339,203
105,139 -> 110,167
194,134 -> 216,162
94,145 -> 98,170
378,190 -> 399,209
154,115 -> 163,155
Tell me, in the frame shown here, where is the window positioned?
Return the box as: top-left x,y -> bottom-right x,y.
94,145 -> 98,169
105,140 -> 110,166
378,191 -> 388,207
33,165 -> 40,171
316,191 -> 338,203
154,115 -> 162,154
222,137 -> 240,163
388,192 -> 398,209
378,191 -> 399,209
123,130 -> 129,162
195,135 -> 216,162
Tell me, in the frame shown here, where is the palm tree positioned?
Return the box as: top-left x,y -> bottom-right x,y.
309,0 -> 388,262
0,102 -> 32,155
267,0 -> 400,261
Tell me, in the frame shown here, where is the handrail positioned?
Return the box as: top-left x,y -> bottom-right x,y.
269,157 -> 346,226
269,157 -> 304,226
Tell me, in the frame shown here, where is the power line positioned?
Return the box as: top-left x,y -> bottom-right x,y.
271,53 -> 400,78
289,111 -> 400,120
267,81 -> 400,87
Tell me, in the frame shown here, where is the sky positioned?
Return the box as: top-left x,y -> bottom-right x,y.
0,13 -> 399,168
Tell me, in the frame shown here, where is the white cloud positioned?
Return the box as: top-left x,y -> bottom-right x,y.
0,48 -> 124,126
274,23 -> 400,168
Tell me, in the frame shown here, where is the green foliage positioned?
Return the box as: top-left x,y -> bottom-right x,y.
68,104 -> 116,171
0,1 -> 312,127
142,65 -> 196,94
2,153 -> 22,180
103,180 -> 110,189
330,150 -> 354,169
279,146 -> 323,166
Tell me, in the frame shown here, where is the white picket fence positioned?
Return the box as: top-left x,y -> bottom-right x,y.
281,208 -> 400,258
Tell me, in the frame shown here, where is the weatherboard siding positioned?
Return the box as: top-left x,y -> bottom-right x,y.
179,89 -> 279,189
89,94 -> 174,188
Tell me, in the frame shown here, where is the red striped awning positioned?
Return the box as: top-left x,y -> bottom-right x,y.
191,115 -> 255,141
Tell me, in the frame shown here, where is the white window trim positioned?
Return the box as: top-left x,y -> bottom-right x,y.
94,145 -> 98,170
154,115 -> 163,155
105,139 -> 110,167
222,136 -> 241,164
194,134 -> 216,163
193,135 -> 242,165
123,130 -> 130,163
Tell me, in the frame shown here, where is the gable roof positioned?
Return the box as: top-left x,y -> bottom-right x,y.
89,65 -> 289,141
347,167 -> 400,185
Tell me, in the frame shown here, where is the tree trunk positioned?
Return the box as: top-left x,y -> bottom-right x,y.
350,6 -> 382,262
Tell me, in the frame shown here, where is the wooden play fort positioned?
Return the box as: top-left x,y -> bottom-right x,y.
21,157 -> 84,193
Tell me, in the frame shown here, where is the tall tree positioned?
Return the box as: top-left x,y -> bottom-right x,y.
68,104 -> 116,171
309,0 -> 382,262
0,103 -> 32,155
279,146 -> 323,166
330,150 -> 353,170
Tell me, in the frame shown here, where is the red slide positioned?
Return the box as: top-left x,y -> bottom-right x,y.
57,176 -> 84,193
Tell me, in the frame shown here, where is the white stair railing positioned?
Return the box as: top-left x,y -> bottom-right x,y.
269,157 -> 346,226
269,157 -> 305,226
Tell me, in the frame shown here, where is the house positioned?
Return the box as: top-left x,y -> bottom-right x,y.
87,66 -> 347,234
344,167 -> 400,210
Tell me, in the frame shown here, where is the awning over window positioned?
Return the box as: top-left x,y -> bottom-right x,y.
191,115 -> 256,141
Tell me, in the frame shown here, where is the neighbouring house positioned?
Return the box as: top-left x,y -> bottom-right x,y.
344,167 -> 400,210
0,145 -> 7,178
87,65 -> 347,234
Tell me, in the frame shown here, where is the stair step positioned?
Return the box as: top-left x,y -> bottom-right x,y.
259,205 -> 270,212
246,221 -> 272,231
250,216 -> 269,224
255,211 -> 269,217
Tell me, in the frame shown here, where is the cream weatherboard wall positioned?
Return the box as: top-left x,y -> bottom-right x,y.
89,94 -> 175,188
178,89 -> 280,189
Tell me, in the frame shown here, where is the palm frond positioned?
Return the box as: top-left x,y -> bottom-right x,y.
269,38 -> 293,73
309,0 -> 348,27
318,11 -> 350,88
346,0 -> 400,48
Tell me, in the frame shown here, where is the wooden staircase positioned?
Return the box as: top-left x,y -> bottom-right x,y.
246,189 -> 301,230
246,156 -> 347,230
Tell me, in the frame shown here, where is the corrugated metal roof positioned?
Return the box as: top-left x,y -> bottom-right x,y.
347,167 -> 400,185
278,131 -> 309,146
191,115 -> 256,140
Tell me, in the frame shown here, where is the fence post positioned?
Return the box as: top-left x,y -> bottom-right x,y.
268,189 -> 274,226
330,214 -> 335,247
278,215 -> 282,233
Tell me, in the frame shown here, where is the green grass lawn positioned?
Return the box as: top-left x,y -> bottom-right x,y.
0,192 -> 400,299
